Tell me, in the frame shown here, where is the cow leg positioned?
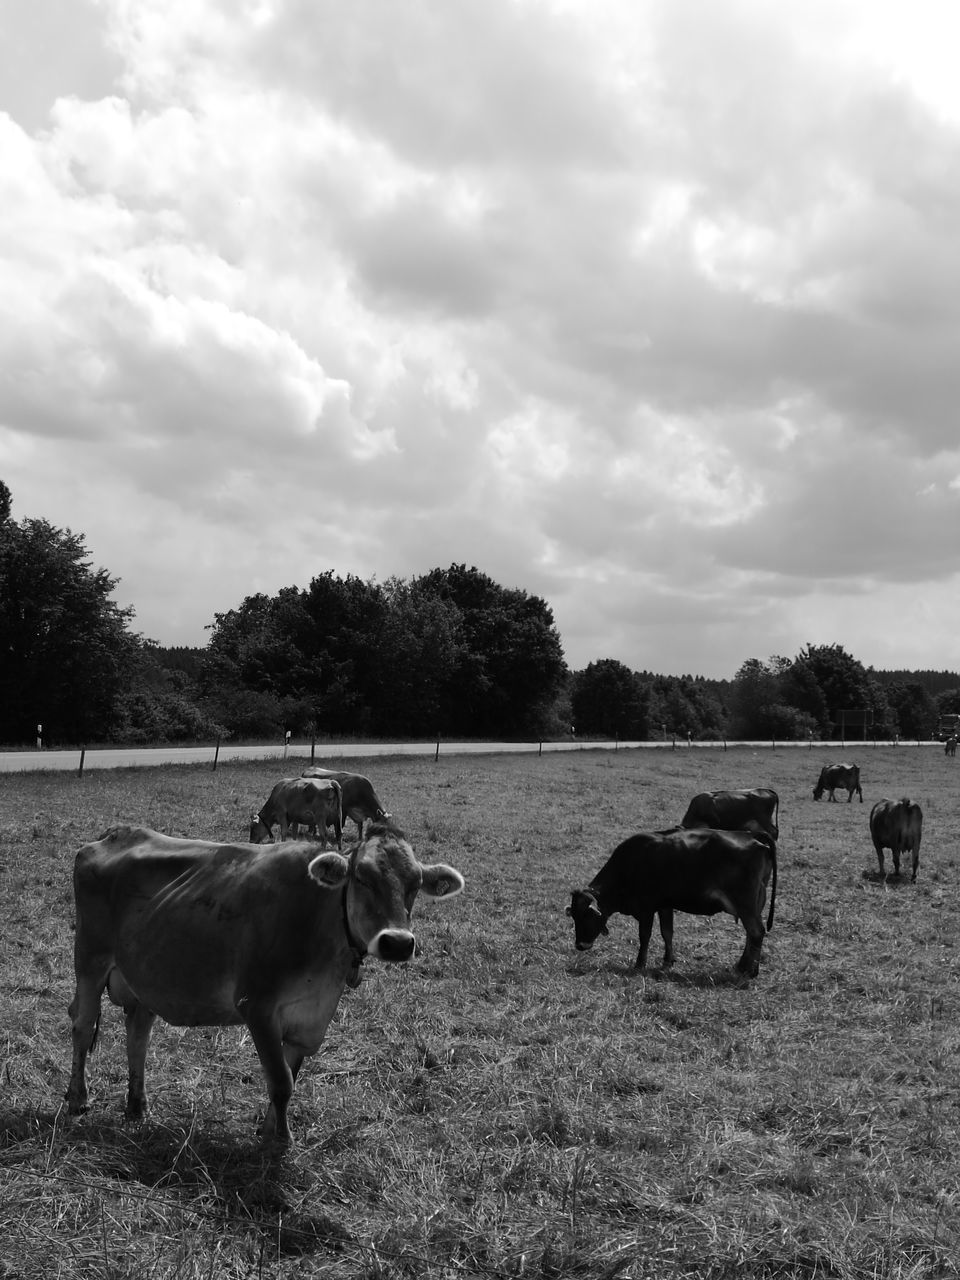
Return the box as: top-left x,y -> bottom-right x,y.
658,908 -> 676,967
892,848 -> 902,878
124,1002 -> 157,1120
736,915 -> 765,978
875,846 -> 885,877
635,911 -> 655,971
247,1014 -> 295,1145
65,957 -> 112,1114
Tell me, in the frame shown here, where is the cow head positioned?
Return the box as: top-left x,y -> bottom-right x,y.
249,812 -> 272,844
566,889 -> 609,951
308,820 -> 464,963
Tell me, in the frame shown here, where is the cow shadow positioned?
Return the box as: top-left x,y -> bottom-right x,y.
3,1104 -> 353,1258
567,959 -> 751,989
861,869 -> 913,887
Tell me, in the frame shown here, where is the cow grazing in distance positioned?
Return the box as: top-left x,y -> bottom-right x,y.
944,737 -> 957,758
301,767 -> 390,839
869,798 -> 923,881
566,827 -> 777,978
65,823 -> 464,1145
680,788 -> 780,841
813,763 -> 863,803
250,777 -> 343,848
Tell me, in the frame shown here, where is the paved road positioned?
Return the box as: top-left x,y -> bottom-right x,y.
0,739 -> 645,774
0,737 -> 918,775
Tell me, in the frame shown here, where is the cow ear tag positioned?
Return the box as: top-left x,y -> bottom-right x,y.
308,852 -> 350,889
421,865 -> 465,898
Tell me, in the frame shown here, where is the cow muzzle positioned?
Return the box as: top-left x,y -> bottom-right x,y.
368,928 -> 416,963
575,940 -> 594,952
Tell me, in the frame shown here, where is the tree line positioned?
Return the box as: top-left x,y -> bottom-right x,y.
1,486 -> 958,747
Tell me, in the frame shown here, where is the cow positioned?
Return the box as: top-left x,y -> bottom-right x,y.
813,763 -> 863,803
301,767 -> 390,839
65,822 -> 464,1145
869,798 -> 923,881
249,777 -> 343,848
680,788 -> 779,841
944,737 -> 957,758
566,827 -> 777,978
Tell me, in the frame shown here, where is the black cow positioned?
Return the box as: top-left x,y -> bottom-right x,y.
680,788 -> 779,840
813,763 -> 863,802
869,798 -> 923,881
944,737 -> 957,758
566,827 -> 777,978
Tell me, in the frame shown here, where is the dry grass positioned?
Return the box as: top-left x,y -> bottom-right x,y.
1,744 -> 959,1278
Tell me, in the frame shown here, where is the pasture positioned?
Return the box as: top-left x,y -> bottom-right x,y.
1,744 -> 958,1279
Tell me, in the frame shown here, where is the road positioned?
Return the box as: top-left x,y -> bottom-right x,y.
0,737 -> 917,775
0,739 -> 645,774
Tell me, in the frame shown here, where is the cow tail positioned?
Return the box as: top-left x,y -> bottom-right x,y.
766,847 -> 777,932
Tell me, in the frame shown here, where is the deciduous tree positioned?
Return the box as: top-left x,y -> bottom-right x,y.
0,515 -> 139,744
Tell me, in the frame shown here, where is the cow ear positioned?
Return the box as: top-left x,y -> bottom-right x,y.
308,852 -> 350,889
420,864 -> 465,899
565,905 -> 573,917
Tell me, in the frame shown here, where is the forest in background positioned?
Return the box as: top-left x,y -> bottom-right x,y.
2,482 -> 958,747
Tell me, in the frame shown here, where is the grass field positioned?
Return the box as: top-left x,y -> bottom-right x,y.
1,744 -> 958,1279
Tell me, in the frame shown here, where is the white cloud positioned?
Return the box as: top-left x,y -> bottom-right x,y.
2,0 -> 960,677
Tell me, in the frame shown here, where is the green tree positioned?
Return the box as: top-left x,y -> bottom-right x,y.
937,687 -> 960,716
883,680 -> 933,739
0,517 -> 140,744
798,643 -> 873,735
415,565 -> 567,736
729,658 -> 781,739
0,479 -> 11,523
571,659 -> 649,738
368,579 -> 465,737
729,656 -> 820,740
645,674 -> 726,740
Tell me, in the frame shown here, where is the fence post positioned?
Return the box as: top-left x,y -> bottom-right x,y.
77,748 -> 85,779
435,738 -> 440,762
212,737 -> 220,772
539,740 -> 543,757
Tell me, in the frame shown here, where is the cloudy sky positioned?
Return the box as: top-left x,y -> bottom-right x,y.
2,0 -> 959,679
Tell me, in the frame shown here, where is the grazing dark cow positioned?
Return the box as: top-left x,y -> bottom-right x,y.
302,767 -> 390,839
566,827 -> 777,978
250,777 -> 343,848
65,823 -> 464,1144
680,788 -> 779,840
813,763 -> 863,803
869,798 -> 923,881
944,737 -> 957,758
